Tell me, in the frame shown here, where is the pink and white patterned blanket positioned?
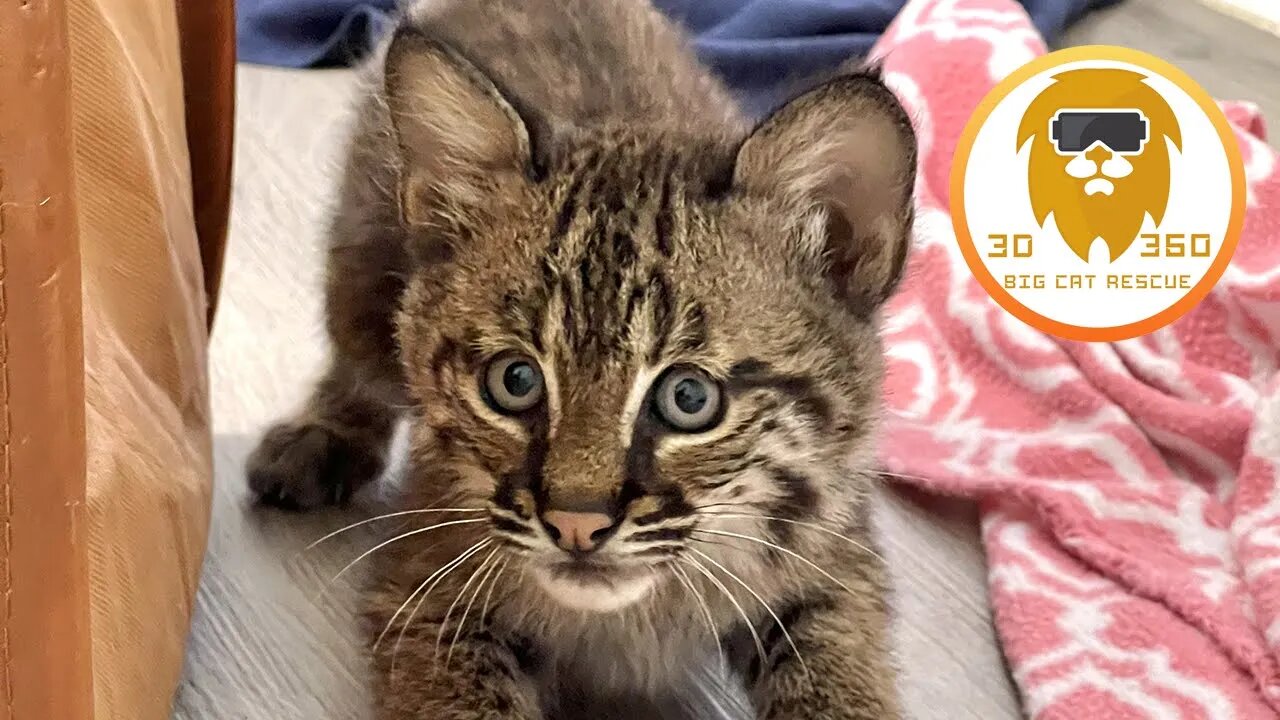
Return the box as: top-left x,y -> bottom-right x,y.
872,1 -> 1280,717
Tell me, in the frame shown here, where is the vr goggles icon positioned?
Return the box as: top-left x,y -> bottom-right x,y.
1050,109 -> 1149,155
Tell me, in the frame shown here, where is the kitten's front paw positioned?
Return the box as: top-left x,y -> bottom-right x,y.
246,420 -> 384,509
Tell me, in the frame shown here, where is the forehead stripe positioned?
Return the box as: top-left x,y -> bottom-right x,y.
654,169 -> 674,257
550,149 -> 599,240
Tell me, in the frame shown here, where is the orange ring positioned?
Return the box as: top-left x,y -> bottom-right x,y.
949,45 -> 1246,342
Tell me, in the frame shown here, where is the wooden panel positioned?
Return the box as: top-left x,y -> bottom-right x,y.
0,1 -> 93,719
177,0 -> 237,325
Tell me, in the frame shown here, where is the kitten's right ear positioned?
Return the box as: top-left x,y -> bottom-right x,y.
384,28 -> 539,229
733,70 -> 916,316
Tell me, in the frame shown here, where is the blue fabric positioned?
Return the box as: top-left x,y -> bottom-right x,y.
237,0 -> 1120,115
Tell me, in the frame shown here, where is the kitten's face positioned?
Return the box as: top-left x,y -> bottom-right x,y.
384,30 -> 915,614
397,142 -> 887,613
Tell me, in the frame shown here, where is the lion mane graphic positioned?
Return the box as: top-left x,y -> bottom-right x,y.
1017,68 -> 1182,262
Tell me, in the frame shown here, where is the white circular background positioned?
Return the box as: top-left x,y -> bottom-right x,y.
962,58 -> 1234,329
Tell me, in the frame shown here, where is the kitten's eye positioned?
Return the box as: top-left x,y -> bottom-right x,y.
484,354 -> 545,413
654,368 -> 722,432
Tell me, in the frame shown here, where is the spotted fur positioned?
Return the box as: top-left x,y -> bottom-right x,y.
247,0 -> 917,717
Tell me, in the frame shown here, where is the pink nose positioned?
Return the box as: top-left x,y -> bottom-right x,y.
542,511 -> 615,553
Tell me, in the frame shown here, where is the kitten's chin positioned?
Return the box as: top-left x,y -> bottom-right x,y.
533,565 -> 656,612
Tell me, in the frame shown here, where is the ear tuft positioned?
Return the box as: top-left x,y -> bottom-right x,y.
734,72 -> 917,315
384,28 -> 538,229
859,58 -> 887,81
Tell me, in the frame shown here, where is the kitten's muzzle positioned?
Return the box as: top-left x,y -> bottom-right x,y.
541,510 -> 618,555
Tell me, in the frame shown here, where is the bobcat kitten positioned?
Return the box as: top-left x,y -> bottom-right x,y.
247,0 -> 917,717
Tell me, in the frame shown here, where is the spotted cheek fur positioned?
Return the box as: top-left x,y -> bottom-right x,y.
654,399 -> 854,547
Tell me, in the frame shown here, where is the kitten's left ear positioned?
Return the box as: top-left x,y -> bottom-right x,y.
733,71 -> 917,315
384,27 -> 542,230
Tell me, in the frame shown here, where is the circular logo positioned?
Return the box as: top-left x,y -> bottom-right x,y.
950,46 -> 1245,341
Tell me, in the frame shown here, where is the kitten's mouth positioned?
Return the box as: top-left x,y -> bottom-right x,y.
533,559 -> 656,612
547,558 -> 619,583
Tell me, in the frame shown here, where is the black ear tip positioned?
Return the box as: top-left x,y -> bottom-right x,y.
828,65 -> 915,141
386,23 -> 456,64
384,25 -> 444,93
860,57 -> 887,80
834,50 -> 893,84
388,23 -> 427,52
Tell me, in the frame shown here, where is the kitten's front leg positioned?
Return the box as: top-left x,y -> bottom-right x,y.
247,360 -> 401,508
755,590 -> 901,720
373,625 -> 542,720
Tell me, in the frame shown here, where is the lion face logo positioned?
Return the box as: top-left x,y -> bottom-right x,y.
1017,68 -> 1182,262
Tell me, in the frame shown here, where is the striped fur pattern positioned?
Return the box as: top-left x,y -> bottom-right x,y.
246,1 -> 917,718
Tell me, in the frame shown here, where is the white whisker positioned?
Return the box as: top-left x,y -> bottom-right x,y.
693,528 -> 858,597
682,557 -> 766,670
327,518 -> 488,591
436,547 -> 500,663
690,548 -> 811,683
669,561 -> 725,670
307,508 -> 485,549
697,512 -> 885,563
373,537 -> 489,651
391,538 -> 493,672
447,552 -> 504,668
479,557 -> 510,627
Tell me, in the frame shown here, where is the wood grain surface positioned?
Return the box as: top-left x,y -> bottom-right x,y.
1061,0 -> 1280,127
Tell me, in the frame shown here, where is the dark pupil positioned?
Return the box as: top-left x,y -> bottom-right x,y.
673,378 -> 707,415
503,363 -> 537,397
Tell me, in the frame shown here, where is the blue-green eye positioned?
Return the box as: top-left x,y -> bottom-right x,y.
484,354 -> 544,413
654,368 -> 722,432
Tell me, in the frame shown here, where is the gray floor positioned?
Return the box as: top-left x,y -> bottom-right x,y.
174,3 -> 1280,718
1060,0 -> 1280,125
